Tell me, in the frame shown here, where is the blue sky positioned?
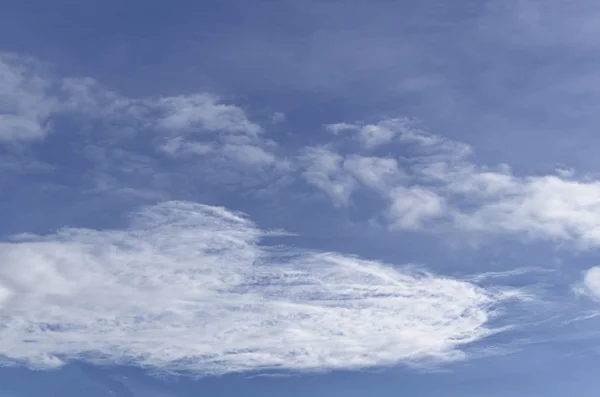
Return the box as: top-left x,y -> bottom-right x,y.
2,0 -> 600,395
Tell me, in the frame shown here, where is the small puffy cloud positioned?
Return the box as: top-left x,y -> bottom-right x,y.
155,94 -> 263,136
387,187 -> 446,230
358,124 -> 397,149
324,118 -> 471,153
574,267 -> 600,300
344,156 -> 404,191
325,119 -> 408,149
301,147 -> 358,207
300,147 -> 448,230
325,122 -> 359,135
0,201 -> 527,374
301,149 -> 404,206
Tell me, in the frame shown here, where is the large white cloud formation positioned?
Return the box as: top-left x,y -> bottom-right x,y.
0,201 -> 524,375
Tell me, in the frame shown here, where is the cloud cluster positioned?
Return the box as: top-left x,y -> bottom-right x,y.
0,53 -> 277,167
305,119 -> 600,247
0,201 -> 524,374
5,52 -> 600,249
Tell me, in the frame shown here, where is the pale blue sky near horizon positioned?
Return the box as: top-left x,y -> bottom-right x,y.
2,1 -> 600,396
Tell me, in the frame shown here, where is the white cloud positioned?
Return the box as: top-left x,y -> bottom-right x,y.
387,187 -> 446,230
324,118 -> 472,153
155,94 -> 262,136
301,147 -> 358,206
357,124 -> 397,149
574,266 -> 600,300
453,176 -> 600,246
0,54 -> 57,142
301,148 -> 446,230
305,118 -> 600,247
7,52 -> 600,249
0,201 -> 526,375
302,149 -> 406,206
344,156 -> 404,191
325,119 -> 407,149
1,54 -> 274,171
61,77 -> 264,139
325,122 -> 359,135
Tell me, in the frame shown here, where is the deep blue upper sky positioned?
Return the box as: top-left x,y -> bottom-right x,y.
3,1 -> 600,396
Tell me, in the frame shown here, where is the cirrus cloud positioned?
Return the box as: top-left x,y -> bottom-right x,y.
0,201 -> 527,375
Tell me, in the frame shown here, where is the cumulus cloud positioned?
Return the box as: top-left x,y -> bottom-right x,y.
306,117 -> 600,247
0,201 -> 526,375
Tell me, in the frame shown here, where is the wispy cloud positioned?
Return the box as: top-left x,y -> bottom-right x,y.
0,53 -> 286,203
7,52 -> 600,249
60,77 -> 273,166
156,94 -> 262,135
1,53 -> 276,167
0,201 -> 527,375
0,54 -> 57,142
465,267 -> 555,283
